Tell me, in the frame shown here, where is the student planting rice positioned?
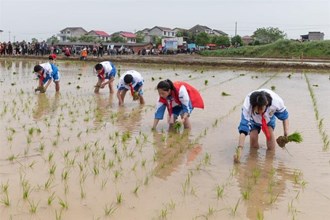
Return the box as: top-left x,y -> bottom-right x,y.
152,79 -> 204,130
33,54 -> 60,93
94,61 -> 117,94
234,89 -> 289,163
116,70 -> 145,106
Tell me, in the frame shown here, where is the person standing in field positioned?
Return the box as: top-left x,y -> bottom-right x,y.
116,70 -> 145,106
234,89 -> 289,163
152,79 -> 204,130
33,54 -> 60,93
94,61 -> 117,94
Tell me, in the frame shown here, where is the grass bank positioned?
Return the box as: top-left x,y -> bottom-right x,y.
199,40 -> 330,59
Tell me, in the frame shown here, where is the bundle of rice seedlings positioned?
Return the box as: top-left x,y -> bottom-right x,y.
276,132 -> 303,148
132,92 -> 139,101
35,86 -> 46,93
173,121 -> 182,133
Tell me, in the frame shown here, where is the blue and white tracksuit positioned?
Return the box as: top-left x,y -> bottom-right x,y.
98,61 -> 117,80
117,70 -> 144,95
155,85 -> 193,120
238,89 -> 289,135
37,62 -> 60,84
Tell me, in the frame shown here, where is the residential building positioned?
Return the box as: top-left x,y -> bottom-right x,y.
189,24 -> 227,36
242,35 -> 253,45
112,31 -> 137,43
58,27 -> 87,42
301,32 -> 324,41
144,26 -> 176,43
86,30 -> 111,41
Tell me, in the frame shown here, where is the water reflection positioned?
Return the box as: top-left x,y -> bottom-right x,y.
235,148 -> 295,220
93,94 -> 114,127
116,105 -> 143,132
33,93 -> 61,120
153,130 -> 202,179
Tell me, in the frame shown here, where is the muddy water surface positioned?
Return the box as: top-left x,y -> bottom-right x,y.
0,58 -> 330,220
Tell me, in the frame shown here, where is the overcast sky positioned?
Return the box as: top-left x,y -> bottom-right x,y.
0,0 -> 329,42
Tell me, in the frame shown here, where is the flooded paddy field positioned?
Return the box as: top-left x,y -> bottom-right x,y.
0,58 -> 330,220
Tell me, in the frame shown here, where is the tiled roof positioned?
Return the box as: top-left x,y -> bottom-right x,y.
91,30 -> 110,37
120,32 -> 136,38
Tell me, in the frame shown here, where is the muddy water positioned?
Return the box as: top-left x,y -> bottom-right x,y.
0,58 -> 330,220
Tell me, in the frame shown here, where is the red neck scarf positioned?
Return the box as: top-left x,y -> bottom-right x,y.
39,71 -> 45,83
98,69 -> 105,81
166,97 -> 173,116
129,83 -> 134,96
261,112 -> 270,141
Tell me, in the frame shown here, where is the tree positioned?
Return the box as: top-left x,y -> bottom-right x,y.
68,36 -> 78,42
231,35 -> 243,47
252,27 -> 286,44
211,35 -> 230,47
46,35 -> 59,45
135,32 -> 145,43
195,32 -> 210,46
111,35 -> 126,43
151,36 -> 161,46
31,38 -> 38,43
78,35 -> 98,43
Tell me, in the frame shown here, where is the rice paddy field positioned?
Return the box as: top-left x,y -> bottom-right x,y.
0,58 -> 330,220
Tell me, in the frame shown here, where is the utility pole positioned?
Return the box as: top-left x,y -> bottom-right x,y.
235,22 -> 237,36
9,31 -> 11,41
14,36 -> 16,42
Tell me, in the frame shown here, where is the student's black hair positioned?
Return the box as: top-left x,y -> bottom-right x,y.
156,79 -> 177,97
34,65 -> 43,73
124,74 -> 133,84
94,63 -> 103,71
249,91 -> 272,108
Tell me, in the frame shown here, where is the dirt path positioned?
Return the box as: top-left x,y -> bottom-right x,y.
3,54 -> 330,71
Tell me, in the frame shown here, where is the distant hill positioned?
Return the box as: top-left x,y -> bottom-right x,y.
199,40 -> 330,59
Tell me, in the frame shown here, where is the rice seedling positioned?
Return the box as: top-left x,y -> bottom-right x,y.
1,181 -> 9,193
61,170 -> 70,181
48,151 -> 54,162
252,167 -> 261,183
47,192 -> 55,205
101,179 -> 108,190
257,210 -> 264,220
173,121 -> 182,133
221,91 -> 231,96
7,154 -> 18,162
116,193 -> 123,204
114,170 -> 120,179
22,180 -> 31,200
242,190 -> 250,200
269,192 -> 280,204
0,193 -> 10,206
49,164 -> 57,176
204,80 -> 208,85
141,159 -> 147,167
216,184 -> 224,199
271,85 -> 276,90
277,132 -> 303,148
144,176 -> 149,185
104,203 -> 117,216
159,208 -> 168,219
202,153 -> 211,165
44,177 -> 54,190
58,198 -> 69,210
28,200 -> 39,213
80,185 -> 86,199
231,198 -> 240,216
